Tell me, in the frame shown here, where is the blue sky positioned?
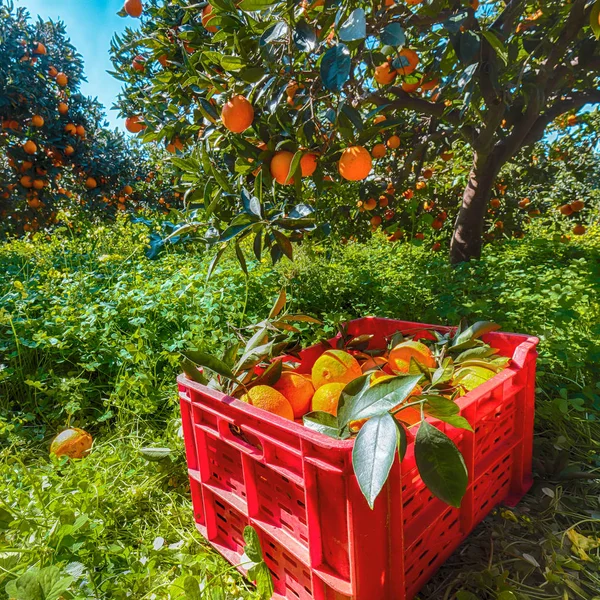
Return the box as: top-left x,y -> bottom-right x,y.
16,0 -> 135,130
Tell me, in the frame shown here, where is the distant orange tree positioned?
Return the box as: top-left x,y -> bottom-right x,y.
0,3 -> 181,234
111,0 -> 600,264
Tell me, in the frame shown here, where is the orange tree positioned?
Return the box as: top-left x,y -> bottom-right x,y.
110,0 -> 600,264
0,3 -> 179,234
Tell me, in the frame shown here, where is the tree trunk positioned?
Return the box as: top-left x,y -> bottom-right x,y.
449,152 -> 502,264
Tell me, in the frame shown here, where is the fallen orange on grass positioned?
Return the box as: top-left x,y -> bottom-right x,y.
50,428 -> 93,459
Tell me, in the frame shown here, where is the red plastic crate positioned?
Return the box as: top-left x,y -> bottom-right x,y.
178,317 -> 538,600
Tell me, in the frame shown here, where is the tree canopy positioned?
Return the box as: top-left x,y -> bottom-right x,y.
111,0 -> 600,264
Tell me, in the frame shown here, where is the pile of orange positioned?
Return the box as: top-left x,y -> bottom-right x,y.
238,341 -> 440,429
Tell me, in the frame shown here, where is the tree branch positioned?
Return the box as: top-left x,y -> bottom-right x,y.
536,0 -> 590,88
491,0 -> 528,38
521,90 -> 600,147
365,89 -> 477,143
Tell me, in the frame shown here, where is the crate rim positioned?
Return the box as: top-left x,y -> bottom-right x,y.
178,317 -> 539,450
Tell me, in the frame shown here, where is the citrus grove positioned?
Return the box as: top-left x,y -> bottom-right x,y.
111,0 -> 600,265
0,4 -> 183,235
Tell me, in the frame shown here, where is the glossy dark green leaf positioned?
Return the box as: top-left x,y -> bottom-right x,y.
259,22 -> 288,46
341,104 -> 363,131
272,230 -> 293,260
320,44 -> 351,92
452,321 -> 500,348
352,412 -> 398,509
293,20 -> 317,52
253,228 -> 263,260
339,9 -> 366,42
303,411 -> 340,438
238,0 -> 278,11
183,350 -> 235,379
235,243 -> 248,275
220,221 -> 255,242
415,420 -> 468,508
206,246 -> 226,280
381,22 -> 405,46
250,359 -> 283,388
339,375 -> 421,428
181,357 -> 209,384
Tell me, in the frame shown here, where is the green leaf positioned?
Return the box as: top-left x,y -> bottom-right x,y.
235,243 -> 248,275
431,361 -> 454,386
183,576 -> 202,600
249,562 -> 274,600
0,507 -> 14,530
455,346 -> 498,362
140,447 -> 173,461
452,321 -> 500,348
482,30 -> 508,65
395,419 -> 407,461
181,357 -> 209,384
285,150 -> 303,184
220,55 -> 245,72
243,526 -> 263,562
259,22 -> 288,46
415,420 -> 468,508
381,22 -> 405,47
183,350 -> 236,379
272,230 -> 293,260
303,411 -> 340,438
423,395 -> 460,417
293,20 -> 317,52
320,44 -> 351,92
211,163 -> 234,193
249,359 -> 283,389
207,246 -> 226,280
339,375 -> 422,429
220,222 -> 255,242
238,0 -> 277,11
352,412 -> 398,509
5,566 -> 74,600
435,414 -> 473,432
339,8 -> 366,42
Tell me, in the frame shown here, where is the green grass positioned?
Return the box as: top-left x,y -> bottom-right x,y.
1,220 -> 599,599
